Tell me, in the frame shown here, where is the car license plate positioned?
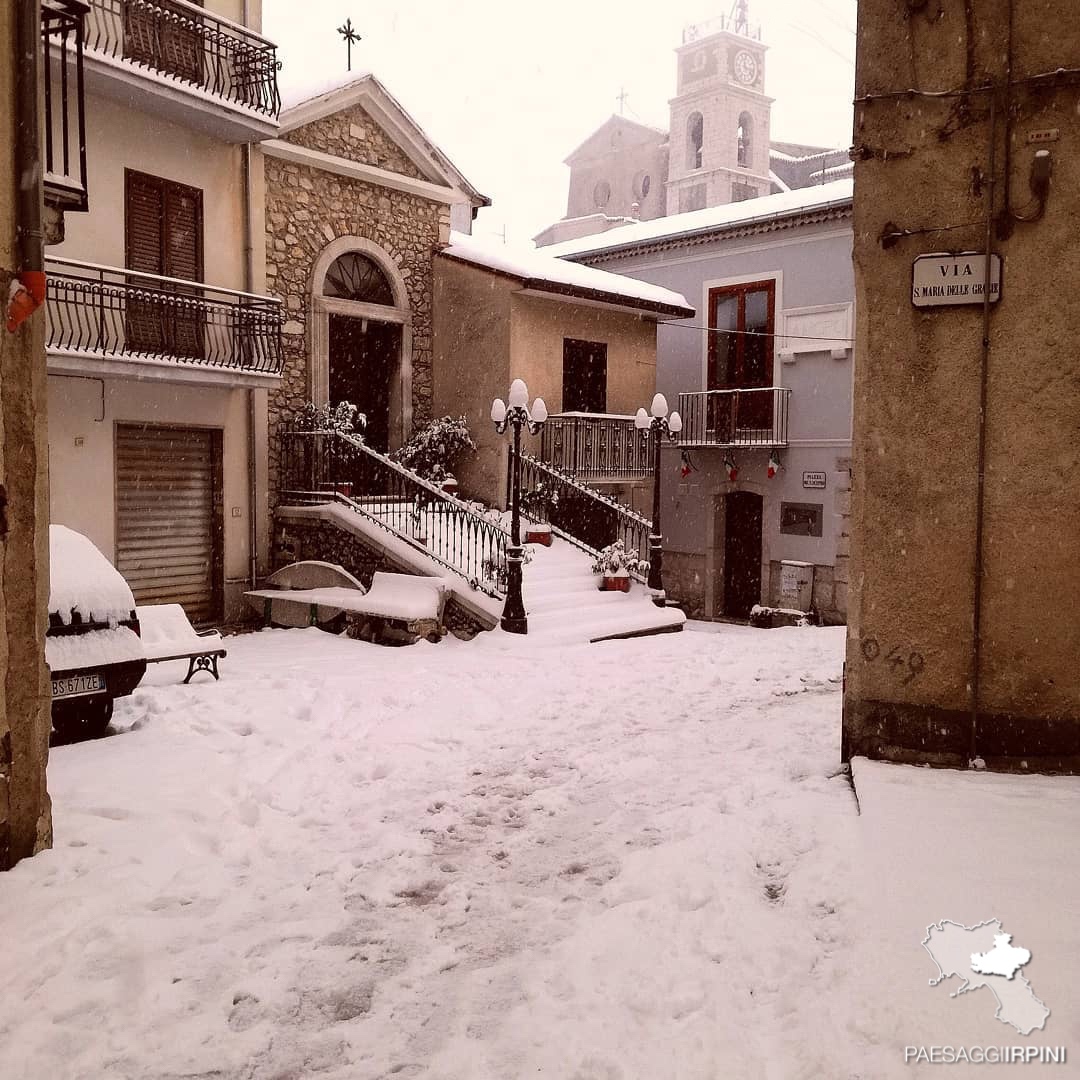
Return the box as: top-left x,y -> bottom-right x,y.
51,673 -> 105,700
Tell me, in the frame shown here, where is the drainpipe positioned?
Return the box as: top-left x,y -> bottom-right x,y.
6,2 -> 46,333
242,140 -> 259,590
969,90 -> 998,765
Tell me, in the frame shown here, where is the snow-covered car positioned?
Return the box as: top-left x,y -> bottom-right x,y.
46,525 -> 147,740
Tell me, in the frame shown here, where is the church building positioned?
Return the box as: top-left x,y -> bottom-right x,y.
534,2 -> 850,248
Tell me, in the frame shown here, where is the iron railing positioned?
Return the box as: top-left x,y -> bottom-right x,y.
514,452 -> 652,585
279,426 -> 511,597
676,387 -> 790,447
43,0 -> 90,212
83,0 -> 280,117
45,256 -> 284,375
538,412 -> 653,480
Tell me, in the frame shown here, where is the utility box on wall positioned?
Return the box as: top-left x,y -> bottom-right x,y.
779,560 -> 815,613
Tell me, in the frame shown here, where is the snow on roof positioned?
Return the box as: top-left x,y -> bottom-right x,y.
49,525 -> 136,625
543,179 -> 853,260
278,72 -> 374,113
440,231 -> 694,317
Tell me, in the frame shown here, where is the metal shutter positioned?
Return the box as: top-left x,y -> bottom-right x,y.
116,426 -> 220,623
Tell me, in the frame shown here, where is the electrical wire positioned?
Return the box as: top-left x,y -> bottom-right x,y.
664,322 -> 854,345
855,64 -> 1080,103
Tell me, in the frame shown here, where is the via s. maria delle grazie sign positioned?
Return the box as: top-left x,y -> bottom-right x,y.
912,252 -> 1002,308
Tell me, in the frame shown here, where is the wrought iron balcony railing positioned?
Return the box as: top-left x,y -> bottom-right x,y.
43,0 -> 90,212
676,387 -> 790,448
46,257 -> 284,376
538,412 -> 653,480
83,0 -> 280,118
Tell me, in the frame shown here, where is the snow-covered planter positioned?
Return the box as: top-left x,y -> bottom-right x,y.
393,416 -> 476,485
591,540 -> 645,593
521,483 -> 558,545
524,522 -> 552,547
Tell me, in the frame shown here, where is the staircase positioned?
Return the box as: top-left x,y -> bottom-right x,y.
276,425 -> 684,641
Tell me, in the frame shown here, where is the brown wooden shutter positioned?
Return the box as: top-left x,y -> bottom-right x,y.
126,171 -> 164,275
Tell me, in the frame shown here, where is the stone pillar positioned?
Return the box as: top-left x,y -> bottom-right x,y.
0,0 -> 53,868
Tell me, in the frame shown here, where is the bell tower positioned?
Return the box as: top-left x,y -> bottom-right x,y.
666,1 -> 772,216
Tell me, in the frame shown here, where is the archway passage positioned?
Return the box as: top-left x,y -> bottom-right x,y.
328,314 -> 402,454
723,490 -> 763,618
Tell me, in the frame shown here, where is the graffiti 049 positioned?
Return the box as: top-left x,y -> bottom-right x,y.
860,637 -> 925,686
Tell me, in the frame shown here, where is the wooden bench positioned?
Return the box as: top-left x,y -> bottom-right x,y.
245,562 -> 449,644
136,603 -> 227,683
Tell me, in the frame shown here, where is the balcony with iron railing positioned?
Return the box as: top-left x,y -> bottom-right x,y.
74,0 -> 280,139
43,0 -> 90,213
537,412 -> 654,482
45,256 -> 284,382
676,387 -> 790,448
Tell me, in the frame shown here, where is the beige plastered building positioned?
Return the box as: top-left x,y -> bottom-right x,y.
844,0 -> 1080,768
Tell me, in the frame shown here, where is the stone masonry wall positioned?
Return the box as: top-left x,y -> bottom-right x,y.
264,102 -> 450,505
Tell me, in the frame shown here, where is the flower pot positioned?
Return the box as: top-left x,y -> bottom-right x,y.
598,574 -> 631,593
439,475 -> 459,497
525,523 -> 553,547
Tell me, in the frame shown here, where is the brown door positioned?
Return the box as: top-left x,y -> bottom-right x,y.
723,491 -> 763,619
328,315 -> 400,454
125,170 -> 204,358
707,279 -> 775,433
562,338 -> 608,413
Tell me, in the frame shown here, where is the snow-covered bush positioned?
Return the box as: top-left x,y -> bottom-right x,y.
393,416 -> 476,483
521,481 -> 559,522
590,539 -> 647,578
293,401 -> 366,435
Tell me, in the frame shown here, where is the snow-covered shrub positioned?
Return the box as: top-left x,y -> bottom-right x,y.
590,539 -> 647,578
521,481 -> 559,522
393,416 -> 476,483
293,401 -> 366,435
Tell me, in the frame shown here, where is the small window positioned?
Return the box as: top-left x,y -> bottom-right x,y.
593,180 -> 612,208
633,172 -> 652,200
686,112 -> 704,170
780,502 -> 823,537
323,252 -> 395,305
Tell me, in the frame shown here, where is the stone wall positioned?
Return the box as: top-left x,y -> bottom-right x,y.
264,101 -> 449,504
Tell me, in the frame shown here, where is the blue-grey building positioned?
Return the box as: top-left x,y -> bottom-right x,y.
547,180 -> 854,623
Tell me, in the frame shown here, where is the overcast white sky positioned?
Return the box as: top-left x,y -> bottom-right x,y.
263,0 -> 857,245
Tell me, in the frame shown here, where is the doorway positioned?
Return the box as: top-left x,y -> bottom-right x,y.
723,490 -> 763,619
328,314 -> 401,453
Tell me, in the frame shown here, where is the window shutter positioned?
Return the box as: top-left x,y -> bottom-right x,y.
164,183 -> 202,283
126,172 -> 164,276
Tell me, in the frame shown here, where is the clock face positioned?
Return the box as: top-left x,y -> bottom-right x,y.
734,50 -> 758,85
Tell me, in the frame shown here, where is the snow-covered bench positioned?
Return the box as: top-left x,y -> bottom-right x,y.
245,562 -> 449,644
137,603 -> 227,683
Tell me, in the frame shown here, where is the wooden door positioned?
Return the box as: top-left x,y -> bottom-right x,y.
723,491 -> 763,619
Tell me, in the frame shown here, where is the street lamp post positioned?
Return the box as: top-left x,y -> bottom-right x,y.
491,379 -> 548,634
635,393 -> 682,606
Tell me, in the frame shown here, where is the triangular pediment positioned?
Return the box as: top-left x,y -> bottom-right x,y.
564,115 -> 668,165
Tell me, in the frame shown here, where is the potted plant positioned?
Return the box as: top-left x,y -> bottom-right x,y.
393,415 -> 476,493
520,482 -> 558,547
591,540 -> 646,593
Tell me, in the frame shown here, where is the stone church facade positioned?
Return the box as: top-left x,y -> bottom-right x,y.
535,7 -> 851,248
259,76 -> 488,499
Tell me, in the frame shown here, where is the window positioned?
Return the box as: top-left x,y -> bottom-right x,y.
686,112 -> 704,170
780,503 -> 823,537
633,172 -> 652,200
707,278 -> 775,429
124,0 -> 204,83
737,112 -> 752,168
593,180 -> 612,208
323,252 -> 395,305
562,339 -> 607,413
125,169 -> 204,356
731,181 -> 757,202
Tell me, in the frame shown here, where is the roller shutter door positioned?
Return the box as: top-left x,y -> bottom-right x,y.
116,425 -> 221,623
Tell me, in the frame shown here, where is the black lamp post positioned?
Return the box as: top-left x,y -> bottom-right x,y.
491,379 -> 548,634
635,393 -> 682,606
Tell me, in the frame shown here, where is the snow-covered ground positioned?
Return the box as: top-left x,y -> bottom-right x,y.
1,624 -> 1077,1078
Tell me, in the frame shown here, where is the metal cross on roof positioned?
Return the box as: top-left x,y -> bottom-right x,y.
616,87 -> 629,114
337,18 -> 361,72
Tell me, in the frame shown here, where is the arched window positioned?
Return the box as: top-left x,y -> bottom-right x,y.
322,252 -> 395,305
687,112 -> 704,170
737,112 -> 753,168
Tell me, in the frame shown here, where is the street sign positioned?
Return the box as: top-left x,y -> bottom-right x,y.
912,252 -> 1002,308
802,471 -> 827,489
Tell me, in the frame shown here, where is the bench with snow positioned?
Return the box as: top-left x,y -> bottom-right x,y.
244,561 -> 449,644
136,603 -> 227,683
